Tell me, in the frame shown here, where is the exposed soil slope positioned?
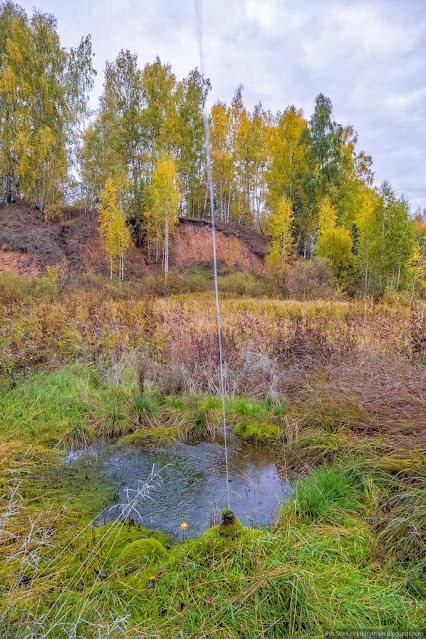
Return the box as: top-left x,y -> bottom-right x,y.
0,204 -> 148,277
171,217 -> 267,275
0,203 -> 267,278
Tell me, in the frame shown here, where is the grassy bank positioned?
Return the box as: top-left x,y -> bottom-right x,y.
0,281 -> 425,636
1,451 -> 424,637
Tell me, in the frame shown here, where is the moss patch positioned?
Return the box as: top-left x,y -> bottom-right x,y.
219,509 -> 243,536
192,511 -> 244,554
118,425 -> 182,447
233,421 -> 282,442
116,538 -> 166,574
22,453 -> 114,518
91,521 -> 171,564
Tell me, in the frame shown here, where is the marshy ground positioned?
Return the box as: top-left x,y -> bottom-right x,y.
0,274 -> 425,637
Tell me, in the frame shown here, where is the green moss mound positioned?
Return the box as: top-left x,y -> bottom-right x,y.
117,538 -> 166,574
192,510 -> 244,554
233,421 -> 282,442
118,425 -> 182,447
219,509 -> 243,536
92,522 -> 170,564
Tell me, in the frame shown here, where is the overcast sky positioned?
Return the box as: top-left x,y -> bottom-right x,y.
18,0 -> 426,212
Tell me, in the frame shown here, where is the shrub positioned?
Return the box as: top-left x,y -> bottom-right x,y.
316,226 -> 355,286
286,257 -> 336,300
0,270 -> 57,304
381,287 -> 414,307
217,271 -> 271,297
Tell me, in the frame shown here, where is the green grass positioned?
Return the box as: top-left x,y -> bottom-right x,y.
0,364 -> 141,447
225,396 -> 270,420
0,367 -> 284,451
0,350 -> 424,636
0,365 -> 95,445
134,394 -> 158,416
160,395 -> 188,411
293,465 -> 366,523
0,364 -> 166,447
2,462 -> 424,637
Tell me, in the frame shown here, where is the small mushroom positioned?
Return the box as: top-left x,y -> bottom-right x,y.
179,521 -> 189,540
146,575 -> 157,589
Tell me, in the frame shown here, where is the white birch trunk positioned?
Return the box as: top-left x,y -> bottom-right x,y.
164,213 -> 169,282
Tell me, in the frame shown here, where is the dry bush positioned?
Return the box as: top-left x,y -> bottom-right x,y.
139,303 -> 400,399
410,305 -> 426,363
0,285 -> 423,391
286,257 -> 337,300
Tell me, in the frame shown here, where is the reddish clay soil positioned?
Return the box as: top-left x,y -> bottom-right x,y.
172,218 -> 267,276
0,203 -> 148,277
0,203 -> 267,278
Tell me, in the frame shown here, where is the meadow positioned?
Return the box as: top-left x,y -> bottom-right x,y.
0,271 -> 425,637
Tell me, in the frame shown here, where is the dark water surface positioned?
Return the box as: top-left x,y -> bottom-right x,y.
70,435 -> 292,537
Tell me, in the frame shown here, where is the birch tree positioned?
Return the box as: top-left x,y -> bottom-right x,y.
108,206 -> 131,282
0,3 -> 94,210
99,177 -> 131,281
147,155 -> 181,281
315,197 -> 354,286
265,196 -> 294,296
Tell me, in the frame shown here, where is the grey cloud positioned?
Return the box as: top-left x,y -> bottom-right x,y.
17,0 -> 426,210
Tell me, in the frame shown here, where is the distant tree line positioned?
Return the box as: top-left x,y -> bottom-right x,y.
0,1 -> 94,211
0,1 -> 424,294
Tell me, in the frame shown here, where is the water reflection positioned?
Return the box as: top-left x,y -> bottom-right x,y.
96,435 -> 291,536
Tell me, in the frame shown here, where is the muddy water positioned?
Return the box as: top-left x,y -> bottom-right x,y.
71,435 -> 291,537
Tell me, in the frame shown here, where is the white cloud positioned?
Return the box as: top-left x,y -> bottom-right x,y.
245,0 -> 282,32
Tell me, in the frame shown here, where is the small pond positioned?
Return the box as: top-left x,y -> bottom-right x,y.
66,433 -> 292,537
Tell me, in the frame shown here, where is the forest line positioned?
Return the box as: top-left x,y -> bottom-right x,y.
0,1 -> 425,296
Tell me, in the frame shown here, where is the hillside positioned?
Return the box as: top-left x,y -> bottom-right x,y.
0,203 -> 268,279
